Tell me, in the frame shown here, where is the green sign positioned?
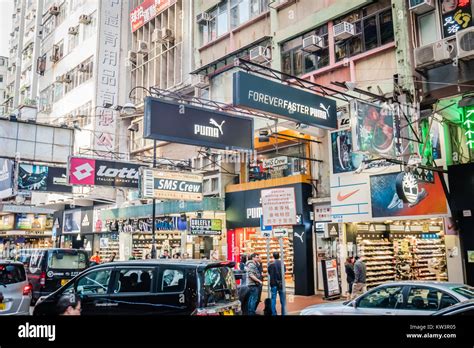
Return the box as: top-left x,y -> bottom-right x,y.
463,105 -> 474,149
189,219 -> 222,235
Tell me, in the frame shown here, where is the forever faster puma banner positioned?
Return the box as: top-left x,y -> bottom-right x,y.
144,97 -> 254,150
233,71 -> 337,129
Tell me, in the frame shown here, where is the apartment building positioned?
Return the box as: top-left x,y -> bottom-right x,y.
0,57 -> 8,115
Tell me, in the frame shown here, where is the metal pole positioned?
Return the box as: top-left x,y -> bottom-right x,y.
150,140 -> 157,259
279,237 -> 286,315
266,237 -> 271,299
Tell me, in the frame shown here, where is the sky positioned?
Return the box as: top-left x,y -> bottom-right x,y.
0,0 -> 14,57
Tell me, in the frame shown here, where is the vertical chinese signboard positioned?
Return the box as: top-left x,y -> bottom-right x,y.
94,0 -> 122,155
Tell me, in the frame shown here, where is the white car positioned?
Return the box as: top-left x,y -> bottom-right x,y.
0,260 -> 32,315
301,281 -> 474,315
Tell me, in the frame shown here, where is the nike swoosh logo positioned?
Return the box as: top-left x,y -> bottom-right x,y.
337,189 -> 360,201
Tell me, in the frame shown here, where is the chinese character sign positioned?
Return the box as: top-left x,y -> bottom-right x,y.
95,0 -> 122,154
261,187 -> 297,226
129,0 -> 172,32
440,0 -> 472,37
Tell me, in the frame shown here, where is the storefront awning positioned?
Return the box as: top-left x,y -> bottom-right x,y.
99,197 -> 225,220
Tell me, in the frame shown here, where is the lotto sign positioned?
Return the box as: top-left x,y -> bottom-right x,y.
261,187 -> 297,226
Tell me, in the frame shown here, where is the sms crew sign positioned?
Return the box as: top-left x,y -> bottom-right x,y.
141,168 -> 203,201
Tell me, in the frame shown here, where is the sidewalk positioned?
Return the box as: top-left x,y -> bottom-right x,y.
255,292 -> 328,315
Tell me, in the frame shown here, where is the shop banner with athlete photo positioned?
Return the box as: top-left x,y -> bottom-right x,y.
351,100 -> 397,158
370,170 -> 448,218
0,158 -> 15,199
18,163 -> 72,193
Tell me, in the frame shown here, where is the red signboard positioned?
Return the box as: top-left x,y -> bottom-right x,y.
130,0 -> 173,33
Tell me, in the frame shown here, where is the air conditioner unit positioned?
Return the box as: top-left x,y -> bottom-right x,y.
249,46 -> 271,63
48,5 -> 59,15
50,54 -> 59,63
151,29 -> 160,43
414,39 -> 453,69
302,35 -> 323,52
196,12 -> 210,25
79,14 -> 91,24
161,28 -> 174,41
68,26 -> 78,35
127,50 -> 137,63
137,40 -> 148,55
409,0 -> 435,15
456,27 -> 474,60
192,74 -> 209,88
333,22 -> 354,41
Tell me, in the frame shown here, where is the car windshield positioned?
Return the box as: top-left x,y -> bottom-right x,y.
451,286 -> 474,299
0,264 -> 26,285
201,266 -> 238,306
48,251 -> 87,270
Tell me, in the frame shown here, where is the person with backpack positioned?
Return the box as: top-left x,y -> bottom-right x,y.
267,252 -> 286,315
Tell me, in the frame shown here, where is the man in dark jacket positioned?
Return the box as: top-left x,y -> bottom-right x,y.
351,256 -> 367,299
246,253 -> 263,315
268,252 -> 286,315
345,257 -> 355,298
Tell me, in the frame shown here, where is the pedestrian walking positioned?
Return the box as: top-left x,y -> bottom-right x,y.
57,294 -> 81,316
246,253 -> 263,315
345,257 -> 355,299
256,256 -> 264,308
268,252 -> 286,315
351,256 -> 367,299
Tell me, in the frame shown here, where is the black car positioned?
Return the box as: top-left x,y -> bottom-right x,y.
33,259 -> 241,315
15,248 -> 89,304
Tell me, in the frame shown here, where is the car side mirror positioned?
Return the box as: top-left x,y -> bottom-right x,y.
352,300 -> 357,308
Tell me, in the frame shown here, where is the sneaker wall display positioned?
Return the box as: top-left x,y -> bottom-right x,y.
357,237 -> 396,289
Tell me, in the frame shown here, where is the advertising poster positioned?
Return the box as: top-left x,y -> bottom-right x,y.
0,214 -> 15,230
18,164 -> 72,193
0,158 -> 14,199
63,210 -> 81,233
15,214 -> 52,231
351,100 -> 396,158
190,219 -> 222,235
322,259 -> 341,298
370,171 -> 448,218
331,130 -> 364,173
130,0 -> 172,32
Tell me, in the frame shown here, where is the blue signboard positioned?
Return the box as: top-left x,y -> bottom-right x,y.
260,215 -> 272,232
233,71 -> 337,129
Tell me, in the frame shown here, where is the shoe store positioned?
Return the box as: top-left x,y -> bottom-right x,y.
96,197 -> 226,260
225,176 -> 315,296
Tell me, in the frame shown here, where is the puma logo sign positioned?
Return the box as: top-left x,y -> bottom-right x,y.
209,118 -> 225,135
295,231 -> 304,243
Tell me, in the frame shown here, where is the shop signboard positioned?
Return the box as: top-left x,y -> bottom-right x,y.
189,219 -> 222,235
440,0 -> 472,38
233,71 -> 337,129
68,157 -> 141,188
351,100 -> 397,158
0,158 -> 15,199
0,214 -> 15,230
18,164 -> 72,193
143,97 -> 254,151
261,187 -> 297,226
130,0 -> 173,32
15,214 -> 53,231
262,156 -> 288,169
140,168 -> 203,202
321,258 -> 341,299
63,209 -> 94,234
370,171 -> 448,218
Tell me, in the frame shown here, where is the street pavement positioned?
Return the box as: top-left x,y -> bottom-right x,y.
255,292 -> 329,315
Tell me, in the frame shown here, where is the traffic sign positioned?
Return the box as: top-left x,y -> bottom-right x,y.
273,226 -> 291,237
